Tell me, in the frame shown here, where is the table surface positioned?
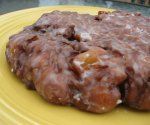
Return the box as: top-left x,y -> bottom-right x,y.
0,0 -> 150,16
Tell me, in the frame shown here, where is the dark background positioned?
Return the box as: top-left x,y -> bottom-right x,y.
0,0 -> 150,16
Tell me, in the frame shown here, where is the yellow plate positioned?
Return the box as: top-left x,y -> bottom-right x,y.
0,5 -> 149,125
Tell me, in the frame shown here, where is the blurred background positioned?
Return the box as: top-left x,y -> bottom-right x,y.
0,0 -> 149,15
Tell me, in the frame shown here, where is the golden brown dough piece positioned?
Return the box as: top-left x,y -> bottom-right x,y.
6,10 -> 150,113
71,47 -> 126,113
